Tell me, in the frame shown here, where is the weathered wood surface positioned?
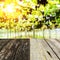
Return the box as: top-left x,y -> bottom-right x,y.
30,39 -> 60,60
0,39 -> 60,60
46,39 -> 60,59
0,39 -> 30,60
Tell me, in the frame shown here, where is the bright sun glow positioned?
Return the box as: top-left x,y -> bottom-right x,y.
6,5 -> 14,13
4,4 -> 15,13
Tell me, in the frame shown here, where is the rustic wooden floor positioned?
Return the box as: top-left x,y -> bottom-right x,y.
0,39 -> 60,60
0,39 -> 30,60
30,39 -> 60,60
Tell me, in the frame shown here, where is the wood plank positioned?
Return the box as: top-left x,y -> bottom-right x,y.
40,39 -> 59,60
30,39 -> 58,60
30,39 -> 42,60
37,39 -> 53,60
46,39 -> 60,59
0,39 -> 30,60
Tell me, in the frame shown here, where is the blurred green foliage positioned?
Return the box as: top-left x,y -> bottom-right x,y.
0,0 -> 60,31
